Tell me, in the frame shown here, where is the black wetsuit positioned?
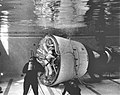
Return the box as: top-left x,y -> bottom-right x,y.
22,59 -> 44,95
62,80 -> 81,95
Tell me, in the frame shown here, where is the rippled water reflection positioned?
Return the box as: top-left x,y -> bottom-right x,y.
34,0 -> 89,28
0,0 -> 120,36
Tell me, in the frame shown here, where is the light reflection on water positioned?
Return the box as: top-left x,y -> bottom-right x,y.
33,0 -> 120,36
0,0 -> 120,36
34,0 -> 89,29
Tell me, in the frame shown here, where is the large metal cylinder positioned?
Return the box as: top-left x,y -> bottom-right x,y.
36,35 -> 89,86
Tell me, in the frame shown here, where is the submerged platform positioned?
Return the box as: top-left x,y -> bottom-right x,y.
0,73 -> 120,95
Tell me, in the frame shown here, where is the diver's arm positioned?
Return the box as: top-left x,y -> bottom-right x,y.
22,63 -> 28,73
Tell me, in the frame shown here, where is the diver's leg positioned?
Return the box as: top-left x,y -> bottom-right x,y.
23,80 -> 30,95
32,82 -> 38,95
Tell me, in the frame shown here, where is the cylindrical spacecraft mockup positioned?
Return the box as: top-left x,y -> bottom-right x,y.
36,35 -> 89,86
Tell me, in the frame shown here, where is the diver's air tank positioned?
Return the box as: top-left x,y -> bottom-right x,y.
36,35 -> 89,86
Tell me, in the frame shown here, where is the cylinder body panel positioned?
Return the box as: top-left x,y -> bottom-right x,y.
53,53 -> 75,85
54,35 -> 89,78
70,40 -> 89,78
53,36 -> 73,54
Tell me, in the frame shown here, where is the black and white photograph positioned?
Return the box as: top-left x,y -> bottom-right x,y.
0,0 -> 120,95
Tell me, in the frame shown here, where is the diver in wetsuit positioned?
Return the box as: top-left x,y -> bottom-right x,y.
22,56 -> 45,95
62,79 -> 81,95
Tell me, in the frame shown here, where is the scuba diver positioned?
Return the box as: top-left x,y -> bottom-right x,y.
22,56 -> 45,95
62,79 -> 81,95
